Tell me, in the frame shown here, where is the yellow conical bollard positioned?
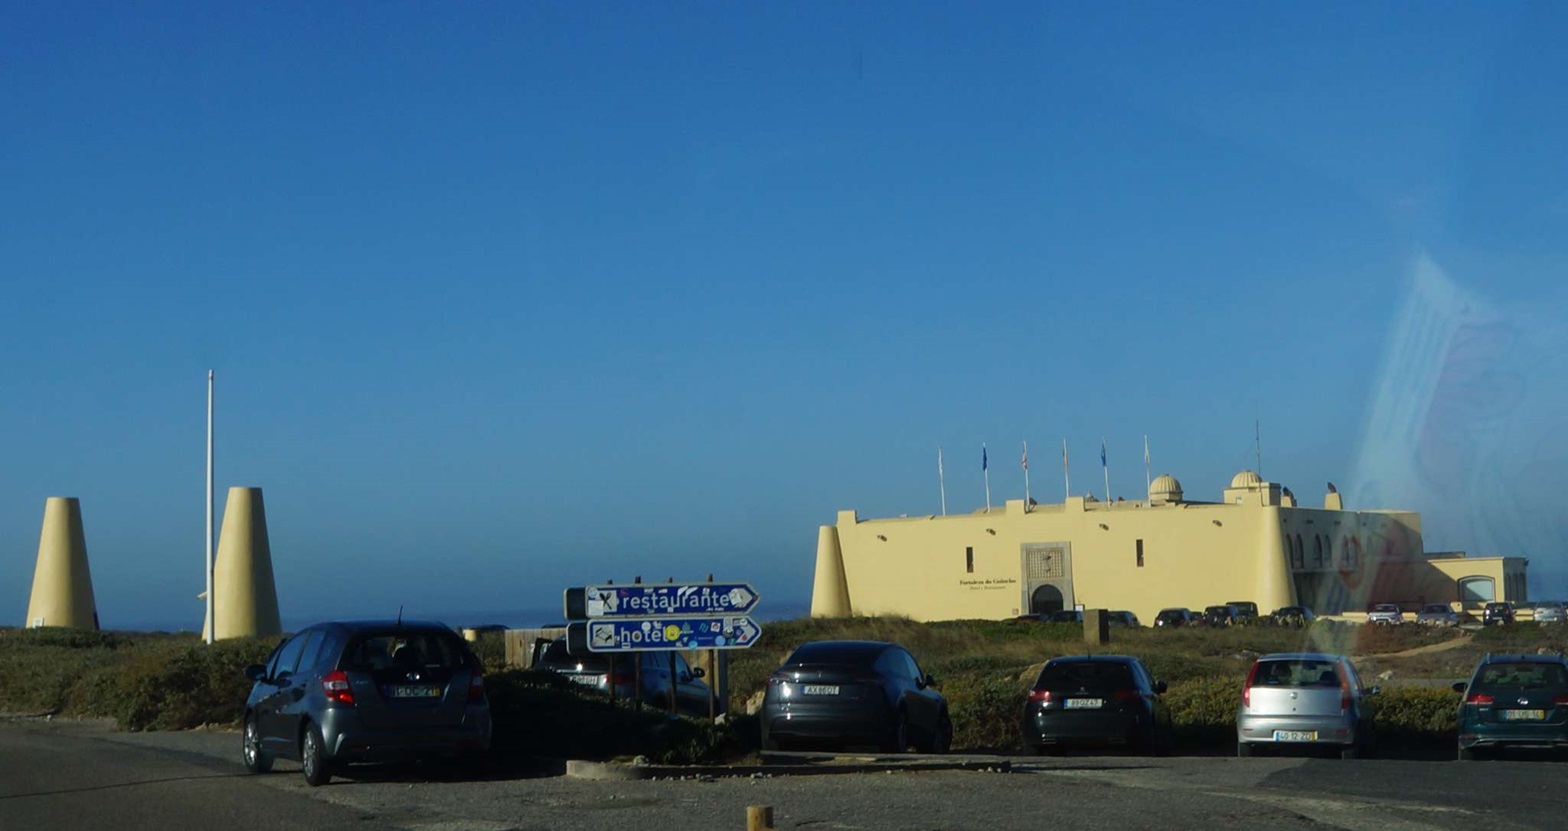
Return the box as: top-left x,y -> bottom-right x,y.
810,525 -> 852,618
206,487 -> 282,640
25,497 -> 100,629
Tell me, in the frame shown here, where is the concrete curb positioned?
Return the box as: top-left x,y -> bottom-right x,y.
565,758 -> 1012,780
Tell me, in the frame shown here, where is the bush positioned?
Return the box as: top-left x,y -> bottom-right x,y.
1368,685 -> 1459,741
115,637 -> 278,731
1164,674 -> 1244,746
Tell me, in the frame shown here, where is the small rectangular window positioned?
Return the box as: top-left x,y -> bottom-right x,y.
1136,539 -> 1144,568
965,546 -> 974,573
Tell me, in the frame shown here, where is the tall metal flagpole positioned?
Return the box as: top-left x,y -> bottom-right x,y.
205,370 -> 215,646
1021,441 -> 1030,506
937,446 -> 947,517
1062,438 -> 1070,500
1101,437 -> 1110,502
982,443 -> 991,512
1144,435 -> 1151,495
1255,419 -> 1263,478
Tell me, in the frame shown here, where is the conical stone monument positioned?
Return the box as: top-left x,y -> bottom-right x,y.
25,497 -> 100,629
205,487 -> 281,640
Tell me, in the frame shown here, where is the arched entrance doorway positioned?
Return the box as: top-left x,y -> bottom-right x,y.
1030,584 -> 1065,615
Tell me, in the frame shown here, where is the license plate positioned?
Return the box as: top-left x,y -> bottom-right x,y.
1273,730 -> 1317,742
567,675 -> 600,687
1503,709 -> 1546,721
802,685 -> 839,695
388,685 -> 441,698
1064,698 -> 1104,709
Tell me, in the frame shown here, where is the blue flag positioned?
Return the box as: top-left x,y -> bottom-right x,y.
982,445 -> 988,472
1100,440 -> 1107,467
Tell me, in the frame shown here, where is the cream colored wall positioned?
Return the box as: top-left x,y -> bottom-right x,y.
829,493 -> 1450,624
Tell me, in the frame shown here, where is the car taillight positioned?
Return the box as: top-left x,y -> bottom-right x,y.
1242,662 -> 1261,708
322,670 -> 354,705
1027,688 -> 1052,703
468,673 -> 485,703
1553,694 -> 1568,706
609,671 -> 635,686
1337,669 -> 1351,711
1466,692 -> 1494,705
1114,688 -> 1140,702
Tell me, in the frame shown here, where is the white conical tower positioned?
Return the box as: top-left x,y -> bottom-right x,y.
25,497 -> 100,629
205,487 -> 282,639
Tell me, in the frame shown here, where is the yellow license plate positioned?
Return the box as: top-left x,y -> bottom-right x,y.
1503,709 -> 1546,721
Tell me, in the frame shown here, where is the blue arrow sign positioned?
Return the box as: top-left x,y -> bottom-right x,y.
579,616 -> 762,652
576,583 -> 761,618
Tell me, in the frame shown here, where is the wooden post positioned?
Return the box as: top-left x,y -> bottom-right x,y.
746,805 -> 774,831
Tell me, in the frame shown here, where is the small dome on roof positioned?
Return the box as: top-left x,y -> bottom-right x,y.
1149,474 -> 1183,502
1230,470 -> 1263,488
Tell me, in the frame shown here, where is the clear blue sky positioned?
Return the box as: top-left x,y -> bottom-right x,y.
5,2 -> 1567,630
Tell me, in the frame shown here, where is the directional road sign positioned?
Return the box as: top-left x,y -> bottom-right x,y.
564,583 -> 761,620
567,615 -> 761,653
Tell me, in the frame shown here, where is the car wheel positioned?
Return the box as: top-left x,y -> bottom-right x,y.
301,724 -> 332,787
1458,746 -> 1477,761
1339,744 -> 1358,760
884,710 -> 910,753
242,715 -> 272,774
928,711 -> 953,754
1237,742 -> 1254,758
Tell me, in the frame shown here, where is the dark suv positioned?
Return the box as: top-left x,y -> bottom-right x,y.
1482,602 -> 1516,626
242,620 -> 492,786
1454,654 -> 1568,760
532,637 -> 715,716
1202,605 -> 1242,627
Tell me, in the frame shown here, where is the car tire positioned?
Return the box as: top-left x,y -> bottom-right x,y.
928,711 -> 953,754
1458,746 -> 1477,761
1339,744 -> 1358,760
1237,742 -> 1254,758
884,710 -> 910,754
301,724 -> 333,787
242,714 -> 272,774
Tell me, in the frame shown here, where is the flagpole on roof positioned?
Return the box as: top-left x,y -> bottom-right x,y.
982,443 -> 991,513
937,445 -> 947,517
1101,437 -> 1110,503
1062,438 -> 1070,501
1021,441 -> 1030,508
1144,435 -> 1151,496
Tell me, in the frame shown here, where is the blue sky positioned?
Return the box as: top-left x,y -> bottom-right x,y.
5,2 -> 1567,630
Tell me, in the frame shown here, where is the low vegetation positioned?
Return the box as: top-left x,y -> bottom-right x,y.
0,617 -> 1534,763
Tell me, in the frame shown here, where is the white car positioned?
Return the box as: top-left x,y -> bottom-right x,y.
1534,603 -> 1567,624
1366,604 -> 1404,625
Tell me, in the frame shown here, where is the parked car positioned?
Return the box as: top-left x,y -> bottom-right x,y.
760,640 -> 950,753
1107,611 -> 1141,627
1366,604 -> 1404,625
1153,608 -> 1198,628
532,637 -> 714,716
1270,606 -> 1318,627
1226,601 -> 1260,623
1048,610 -> 1084,624
1483,602 -> 1517,626
1454,654 -> 1568,760
1236,652 -> 1378,758
1415,603 -> 1459,626
1532,602 -> 1566,624
1022,655 -> 1171,754
1202,605 -> 1242,627
242,619 -> 492,786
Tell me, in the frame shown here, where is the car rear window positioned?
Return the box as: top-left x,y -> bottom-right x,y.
1253,659 -> 1340,687
1474,663 -> 1568,690
1037,661 -> 1134,689
1421,605 -> 1449,613
343,631 -> 470,672
786,642 -> 884,667
537,639 -> 611,670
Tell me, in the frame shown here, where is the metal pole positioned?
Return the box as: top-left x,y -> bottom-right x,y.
667,576 -> 677,716
1022,441 -> 1030,507
937,446 -> 947,517
205,370 -> 214,645
982,443 -> 991,512
706,573 -> 718,721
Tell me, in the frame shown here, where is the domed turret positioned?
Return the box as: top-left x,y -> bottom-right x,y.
1149,474 -> 1183,504
1230,470 -> 1263,489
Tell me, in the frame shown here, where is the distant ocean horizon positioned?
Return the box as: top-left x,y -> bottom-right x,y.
108,598 -> 814,635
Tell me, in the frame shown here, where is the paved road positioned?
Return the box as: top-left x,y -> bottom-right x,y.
4,718 -> 1567,831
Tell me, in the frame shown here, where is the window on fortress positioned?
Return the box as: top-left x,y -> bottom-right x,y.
1294,535 -> 1304,569
965,547 -> 974,574
1136,539 -> 1144,568
1313,537 -> 1324,569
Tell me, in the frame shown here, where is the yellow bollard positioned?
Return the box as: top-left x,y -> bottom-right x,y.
746,805 -> 774,831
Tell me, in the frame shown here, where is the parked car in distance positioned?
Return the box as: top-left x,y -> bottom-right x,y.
1270,606 -> 1318,627
1236,652 -> 1378,759
1048,610 -> 1084,624
1022,655 -> 1171,754
1483,602 -> 1517,626
1202,605 -> 1242,627
532,637 -> 714,716
1366,604 -> 1404,625
1154,608 -> 1198,628
760,640 -> 950,754
242,619 -> 492,787
1454,654 -> 1568,760
1226,601 -> 1260,623
1415,603 -> 1459,626
1107,611 -> 1141,627
1532,602 -> 1566,624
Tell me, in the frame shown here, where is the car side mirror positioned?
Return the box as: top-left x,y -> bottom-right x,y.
1366,686 -> 1381,696
1452,681 -> 1467,693
1154,680 -> 1168,695
244,664 -> 268,682
922,673 -> 937,689
690,666 -> 705,679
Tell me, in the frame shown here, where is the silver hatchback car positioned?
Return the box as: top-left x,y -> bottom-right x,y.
1236,653 -> 1378,758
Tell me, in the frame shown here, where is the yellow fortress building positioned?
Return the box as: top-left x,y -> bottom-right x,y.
811,471 -> 1527,624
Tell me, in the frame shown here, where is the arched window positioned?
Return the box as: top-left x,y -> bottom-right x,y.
1459,576 -> 1496,604
1313,536 -> 1324,569
1293,534 -> 1304,569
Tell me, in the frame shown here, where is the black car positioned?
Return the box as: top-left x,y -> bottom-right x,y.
242,620 -> 492,786
760,640 -> 950,753
1226,601 -> 1260,622
1107,611 -> 1141,627
1483,602 -> 1517,626
1022,655 -> 1171,754
1202,605 -> 1242,627
1048,610 -> 1084,624
532,637 -> 715,716
1270,606 -> 1318,627
1454,654 -> 1568,759
1153,608 -> 1198,628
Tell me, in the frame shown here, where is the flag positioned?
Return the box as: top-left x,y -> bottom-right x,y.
1021,443 -> 1029,471
938,446 -> 945,477
982,444 -> 988,472
1062,440 -> 1068,470
1100,439 -> 1107,468
1143,436 -> 1150,468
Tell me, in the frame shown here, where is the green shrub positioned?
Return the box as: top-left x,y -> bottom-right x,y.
1369,685 -> 1459,740
942,673 -> 1028,751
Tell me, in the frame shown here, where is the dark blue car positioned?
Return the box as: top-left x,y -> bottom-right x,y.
760,640 -> 951,753
1454,653 -> 1568,760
